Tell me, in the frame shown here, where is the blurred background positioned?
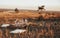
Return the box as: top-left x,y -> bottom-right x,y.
0,0 -> 60,11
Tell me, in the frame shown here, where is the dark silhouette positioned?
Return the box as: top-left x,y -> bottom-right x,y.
38,5 -> 45,11
15,8 -> 19,13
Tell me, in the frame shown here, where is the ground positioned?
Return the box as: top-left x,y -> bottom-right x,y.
0,10 -> 60,24
0,10 -> 60,38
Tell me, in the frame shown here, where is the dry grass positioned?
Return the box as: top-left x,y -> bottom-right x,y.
0,10 -> 60,38
0,10 -> 60,24
0,10 -> 60,19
